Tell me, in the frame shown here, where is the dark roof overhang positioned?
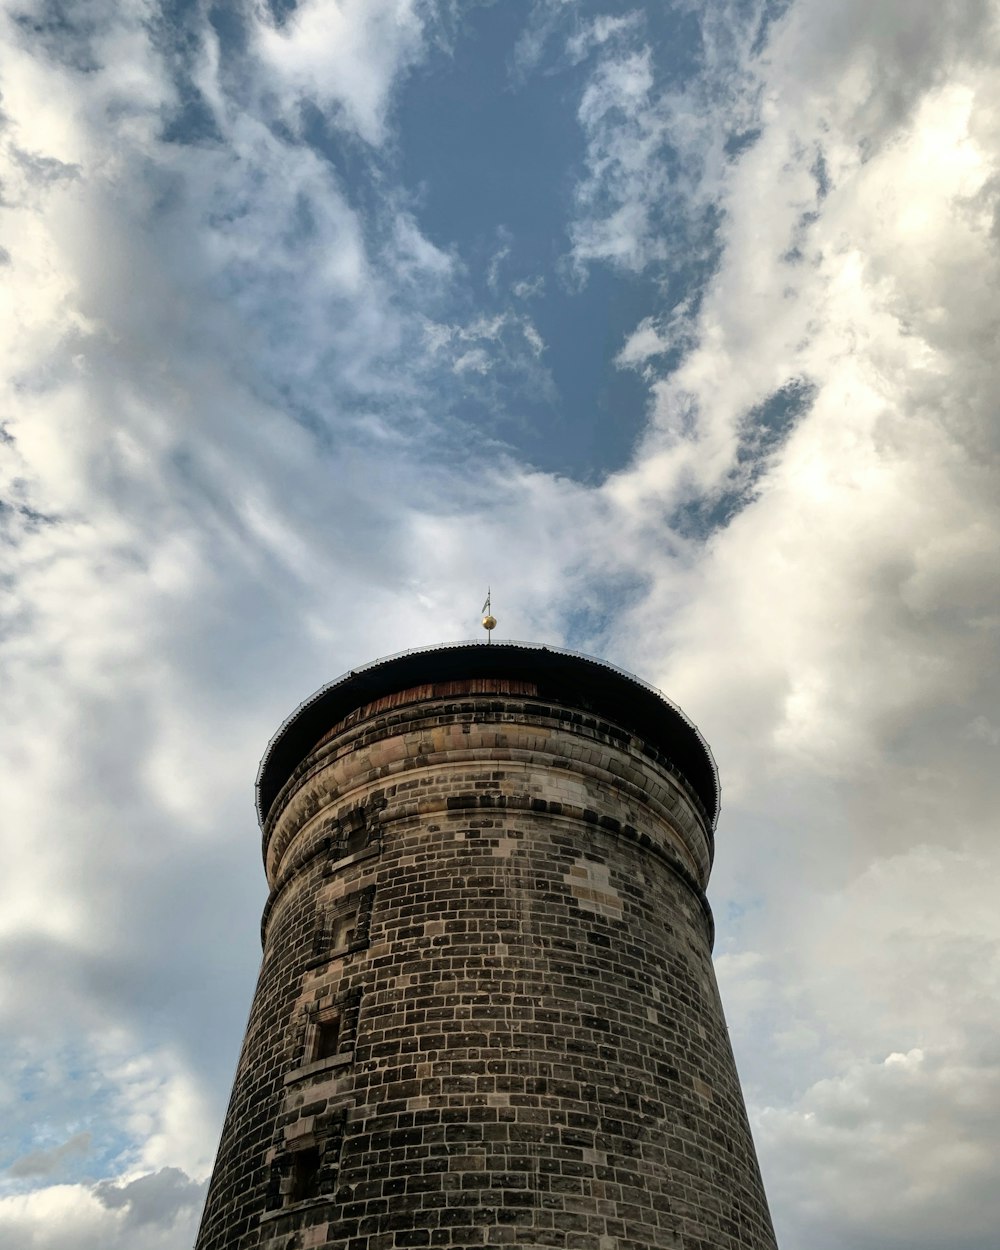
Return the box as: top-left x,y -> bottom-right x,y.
256,641 -> 719,830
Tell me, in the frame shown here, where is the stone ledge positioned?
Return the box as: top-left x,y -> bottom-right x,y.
284,1051 -> 354,1086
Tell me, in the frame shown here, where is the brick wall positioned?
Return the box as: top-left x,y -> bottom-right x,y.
195,687 -> 777,1250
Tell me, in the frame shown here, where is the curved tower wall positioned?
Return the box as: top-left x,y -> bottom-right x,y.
195,646 -> 777,1250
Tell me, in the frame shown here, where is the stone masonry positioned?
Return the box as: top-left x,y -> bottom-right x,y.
194,643 -> 777,1250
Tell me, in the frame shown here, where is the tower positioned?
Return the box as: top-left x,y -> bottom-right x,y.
195,642 -> 777,1250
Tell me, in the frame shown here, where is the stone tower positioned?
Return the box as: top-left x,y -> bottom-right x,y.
195,642 -> 777,1250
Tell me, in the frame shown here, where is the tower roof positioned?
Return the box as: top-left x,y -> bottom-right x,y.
256,641 -> 719,829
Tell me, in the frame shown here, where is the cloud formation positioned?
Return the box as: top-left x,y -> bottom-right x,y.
567,4 -> 1000,1245
0,1168 -> 206,1250
254,0 -> 427,144
8,1134 -> 91,1180
1,2 -> 998,1248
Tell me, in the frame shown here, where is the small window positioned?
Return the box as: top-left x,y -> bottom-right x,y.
290,1146 -> 322,1204
344,825 -> 368,856
330,909 -> 357,950
313,1016 -> 342,1062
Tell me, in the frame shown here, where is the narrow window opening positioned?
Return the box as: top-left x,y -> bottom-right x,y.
290,1146 -> 322,1203
330,909 -> 358,950
313,1016 -> 342,1062
344,825 -> 368,856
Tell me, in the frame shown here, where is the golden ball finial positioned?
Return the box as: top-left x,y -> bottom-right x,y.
482,614 -> 497,632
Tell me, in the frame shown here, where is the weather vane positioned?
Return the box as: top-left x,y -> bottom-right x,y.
481,588 -> 497,643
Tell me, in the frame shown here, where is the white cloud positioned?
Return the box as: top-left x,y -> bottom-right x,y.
747,844 -> 1000,1250
571,47 -> 667,272
566,12 -> 645,64
573,5 -> 1000,1246
252,0 -> 427,145
601,0 -> 1000,782
0,9 -> 518,1244
511,275 -> 546,300
2,1 -> 1000,1248
422,310 -> 550,382
568,3 -> 759,276
0,1170 -> 205,1250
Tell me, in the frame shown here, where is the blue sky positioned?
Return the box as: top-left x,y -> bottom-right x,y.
2,2 -> 1000,1248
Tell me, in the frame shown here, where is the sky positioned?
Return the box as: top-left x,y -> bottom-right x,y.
1,0 -> 998,1247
